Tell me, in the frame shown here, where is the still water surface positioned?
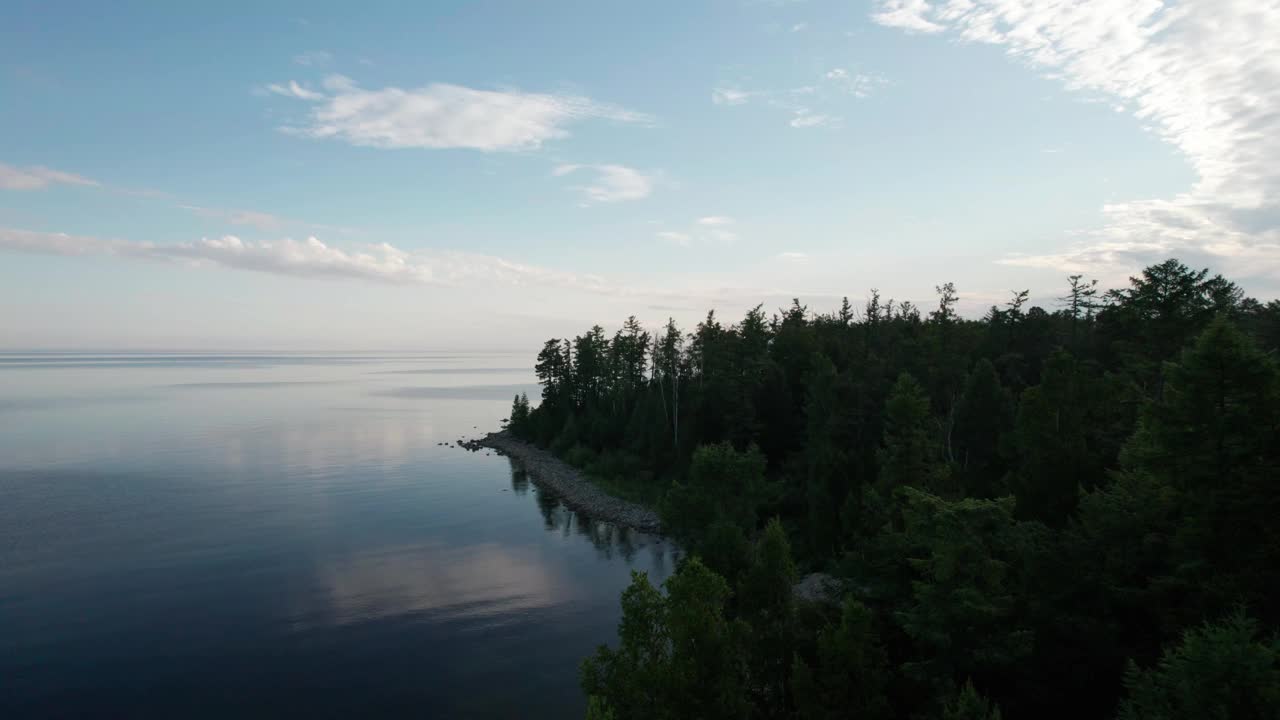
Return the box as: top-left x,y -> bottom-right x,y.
0,353 -> 674,718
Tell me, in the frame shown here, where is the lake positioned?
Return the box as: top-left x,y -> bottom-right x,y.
0,352 -> 675,718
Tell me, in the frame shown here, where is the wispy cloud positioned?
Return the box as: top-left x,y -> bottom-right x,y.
790,22 -> 808,32
657,217 -> 739,246
0,226 -> 618,293
777,251 -> 809,262
265,75 -> 652,152
715,64 -> 886,129
712,87 -> 757,106
3,159 -> 355,236
292,50 -> 332,67
178,205 -> 287,231
870,0 -> 944,34
824,68 -> 887,98
266,80 -> 325,101
0,162 -> 99,191
789,111 -> 840,129
871,0 -> 1280,282
552,164 -> 655,203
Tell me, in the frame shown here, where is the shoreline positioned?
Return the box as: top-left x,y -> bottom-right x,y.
463,430 -> 664,534
460,430 -> 843,602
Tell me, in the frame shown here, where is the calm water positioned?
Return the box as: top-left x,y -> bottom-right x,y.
0,353 -> 674,718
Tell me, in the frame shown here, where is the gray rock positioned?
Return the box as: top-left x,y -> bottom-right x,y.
475,430 -> 663,534
793,572 -> 842,604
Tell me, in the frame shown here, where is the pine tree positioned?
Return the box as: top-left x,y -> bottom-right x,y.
1124,316 -> 1280,619
791,598 -> 891,720
738,519 -> 798,714
877,372 -> 947,496
943,680 -> 1003,720
895,489 -> 1032,700
951,359 -> 1012,498
1118,611 -> 1280,720
1008,350 -> 1104,526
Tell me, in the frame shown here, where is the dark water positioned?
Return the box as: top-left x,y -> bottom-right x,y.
0,353 -> 674,718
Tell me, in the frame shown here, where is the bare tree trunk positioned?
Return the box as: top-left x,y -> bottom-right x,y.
672,362 -> 679,449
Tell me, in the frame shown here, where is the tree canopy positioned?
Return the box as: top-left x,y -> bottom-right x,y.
505,259 -> 1280,719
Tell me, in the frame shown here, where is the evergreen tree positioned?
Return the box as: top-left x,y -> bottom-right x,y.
1008,350 -> 1105,526
501,259 -> 1280,720
951,359 -> 1012,498
895,488 -> 1032,699
738,519 -> 798,714
877,372 -> 948,496
1118,611 -> 1280,720
662,442 -> 766,545
1124,317 -> 1280,620
791,598 -> 891,720
943,680 -> 1003,720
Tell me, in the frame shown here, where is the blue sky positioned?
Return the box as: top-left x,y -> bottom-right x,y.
2,0 -> 1276,349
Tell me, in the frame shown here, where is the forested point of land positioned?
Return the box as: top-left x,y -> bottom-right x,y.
504,259 -> 1280,719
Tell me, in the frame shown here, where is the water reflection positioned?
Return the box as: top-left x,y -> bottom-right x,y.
512,459 -> 675,571
510,467 -> 531,496
376,384 -> 542,400
0,353 -> 668,719
301,541 -> 568,629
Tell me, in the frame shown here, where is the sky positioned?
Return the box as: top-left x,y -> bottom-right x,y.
1,0 -> 1277,350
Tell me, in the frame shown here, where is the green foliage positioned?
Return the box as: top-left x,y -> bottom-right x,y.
507,392 -> 531,437
1008,350 -> 1105,526
661,442 -> 766,545
791,598 -> 891,720
1121,316 -> 1280,623
943,680 -> 1003,720
507,259 -> 1280,720
738,519 -> 798,711
878,372 -> 948,495
700,520 -> 751,586
583,696 -> 615,720
951,358 -> 1012,498
894,488 -> 1032,696
1118,611 -> 1280,720
580,561 -> 749,720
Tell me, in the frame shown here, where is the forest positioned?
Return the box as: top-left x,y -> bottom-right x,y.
505,259 -> 1280,719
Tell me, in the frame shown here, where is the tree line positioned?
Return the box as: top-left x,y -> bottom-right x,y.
504,259 -> 1280,719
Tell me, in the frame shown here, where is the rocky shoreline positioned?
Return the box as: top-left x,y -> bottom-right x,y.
452,430 -> 842,603
457,430 -> 664,534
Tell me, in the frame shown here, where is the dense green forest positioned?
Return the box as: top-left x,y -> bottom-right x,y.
505,259 -> 1280,719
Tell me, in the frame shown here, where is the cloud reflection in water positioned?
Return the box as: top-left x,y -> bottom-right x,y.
299,541 -> 570,629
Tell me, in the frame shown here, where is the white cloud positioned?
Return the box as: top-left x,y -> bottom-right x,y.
870,0 -> 945,33
871,0 -> 1280,283
0,162 -> 99,191
777,251 -> 809,262
178,205 -> 291,231
824,68 -> 887,98
266,80 -> 325,101
266,75 -> 651,152
553,164 -> 654,203
0,226 -> 619,293
789,111 -> 839,128
292,50 -> 332,67
712,87 -> 756,106
658,217 -> 739,246
717,66 -> 885,129
791,22 -> 808,32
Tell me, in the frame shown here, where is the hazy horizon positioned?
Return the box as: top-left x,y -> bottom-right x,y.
3,0 -> 1277,350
